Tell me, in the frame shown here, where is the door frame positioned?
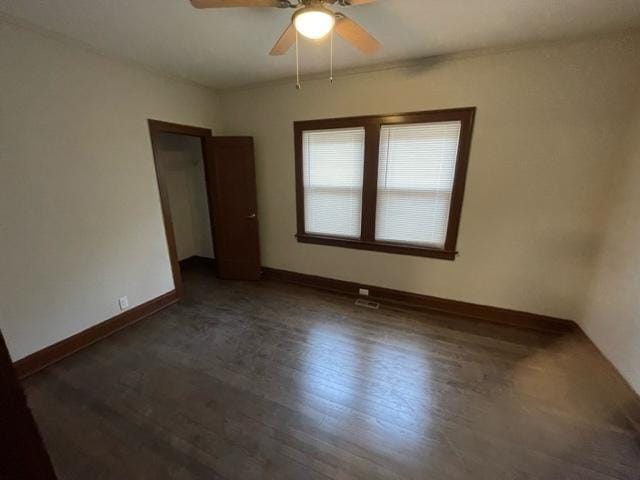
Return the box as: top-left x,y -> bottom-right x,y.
148,119 -> 213,299
1,328 -> 58,479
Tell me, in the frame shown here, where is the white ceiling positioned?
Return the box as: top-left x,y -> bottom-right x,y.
1,0 -> 640,89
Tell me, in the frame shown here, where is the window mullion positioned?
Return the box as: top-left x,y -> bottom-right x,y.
360,122 -> 381,241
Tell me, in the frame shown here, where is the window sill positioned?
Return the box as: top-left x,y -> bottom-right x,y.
296,233 -> 457,260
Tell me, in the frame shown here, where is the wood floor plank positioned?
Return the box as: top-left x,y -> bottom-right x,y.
23,266 -> 640,479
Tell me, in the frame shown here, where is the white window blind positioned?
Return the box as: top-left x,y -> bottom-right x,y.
303,127 -> 365,238
375,121 -> 462,248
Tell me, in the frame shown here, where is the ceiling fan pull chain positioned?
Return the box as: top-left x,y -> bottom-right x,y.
330,28 -> 334,84
295,29 -> 301,90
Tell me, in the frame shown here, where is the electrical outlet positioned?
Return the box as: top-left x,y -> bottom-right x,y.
118,296 -> 129,311
359,288 -> 369,296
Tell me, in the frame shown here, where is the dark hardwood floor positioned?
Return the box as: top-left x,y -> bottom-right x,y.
23,266 -> 640,479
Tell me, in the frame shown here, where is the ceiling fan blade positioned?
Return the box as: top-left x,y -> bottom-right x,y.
334,14 -> 381,54
270,23 -> 296,56
190,0 -> 282,8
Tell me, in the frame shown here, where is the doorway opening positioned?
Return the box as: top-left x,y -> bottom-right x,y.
148,120 -> 215,298
155,132 -> 215,269
148,120 -> 261,298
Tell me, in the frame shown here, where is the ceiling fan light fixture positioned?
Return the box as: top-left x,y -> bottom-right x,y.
294,7 -> 335,39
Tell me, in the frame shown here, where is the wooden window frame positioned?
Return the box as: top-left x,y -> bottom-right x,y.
294,107 -> 476,260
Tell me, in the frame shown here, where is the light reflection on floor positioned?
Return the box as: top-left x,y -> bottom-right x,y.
299,322 -> 432,451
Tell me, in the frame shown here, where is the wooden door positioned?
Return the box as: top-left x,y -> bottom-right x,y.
0,330 -> 58,479
204,137 -> 261,280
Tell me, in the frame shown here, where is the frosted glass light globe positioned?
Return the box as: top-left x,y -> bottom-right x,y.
294,9 -> 335,40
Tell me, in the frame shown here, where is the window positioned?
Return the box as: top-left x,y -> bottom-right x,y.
376,121 -> 461,248
303,127 -> 365,238
294,108 -> 475,260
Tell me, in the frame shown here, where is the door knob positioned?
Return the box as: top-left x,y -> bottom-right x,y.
246,213 -> 256,219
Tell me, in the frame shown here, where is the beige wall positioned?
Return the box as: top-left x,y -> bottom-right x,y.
2,15 -> 639,394
157,133 -> 214,261
218,32 -> 640,323
0,20 -> 219,360
580,96 -> 640,393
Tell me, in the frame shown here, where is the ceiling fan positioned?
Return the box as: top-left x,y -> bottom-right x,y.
189,0 -> 381,56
